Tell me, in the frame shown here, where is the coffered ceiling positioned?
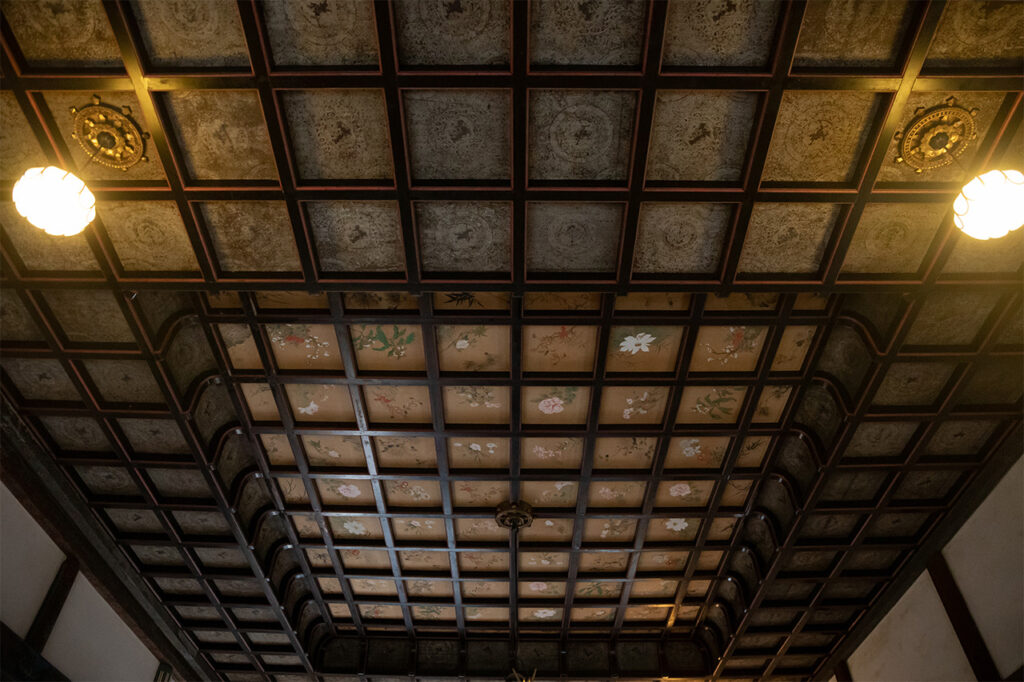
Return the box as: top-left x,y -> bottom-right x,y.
0,1 -> 1021,681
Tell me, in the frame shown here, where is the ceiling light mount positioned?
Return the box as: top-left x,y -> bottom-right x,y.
70,94 -> 149,171
495,500 -> 534,530
893,96 -> 977,173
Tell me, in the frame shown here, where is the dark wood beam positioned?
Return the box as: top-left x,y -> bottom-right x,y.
928,553 -> 1001,682
1,401 -> 216,681
24,557 -> 79,651
0,623 -> 70,682
814,424 -> 1023,679
319,635 -> 708,677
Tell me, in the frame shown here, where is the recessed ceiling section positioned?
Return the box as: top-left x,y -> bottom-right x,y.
0,92 -> 47,181
736,203 -> 842,275
1,202 -> 100,273
97,200 -> 200,273
403,89 -> 511,183
529,0 -> 647,69
392,0 -> 510,69
5,282 -> 1019,678
160,90 -> 278,182
261,0 -> 379,68
2,0 -> 121,68
661,0 -> 780,69
40,289 -> 136,345
0,357 -> 80,402
196,201 -> 301,274
416,201 -> 512,275
307,201 -> 405,275
0,1 -> 1021,680
80,358 -> 165,405
941,228 -> 1024,276
633,203 -> 732,276
923,0 -> 1024,70
793,0 -> 916,71
839,202 -> 947,276
647,91 -> 759,183
526,201 -> 623,274
762,91 -> 882,184
128,0 -> 250,69
528,90 -> 637,184
280,90 -> 394,183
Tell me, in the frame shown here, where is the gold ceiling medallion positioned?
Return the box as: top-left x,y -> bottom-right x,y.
495,500 -> 534,530
69,94 -> 149,171
893,96 -> 978,173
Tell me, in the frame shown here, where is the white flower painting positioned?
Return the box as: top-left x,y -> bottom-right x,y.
665,518 -> 689,532
669,483 -> 692,498
336,483 -> 362,498
619,332 -> 656,355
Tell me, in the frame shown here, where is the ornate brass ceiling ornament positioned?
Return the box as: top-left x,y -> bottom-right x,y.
893,96 -> 978,173
69,94 -> 149,171
495,500 -> 534,530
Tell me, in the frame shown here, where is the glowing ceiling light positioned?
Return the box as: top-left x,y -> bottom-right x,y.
12,166 -> 96,237
952,169 -> 1024,240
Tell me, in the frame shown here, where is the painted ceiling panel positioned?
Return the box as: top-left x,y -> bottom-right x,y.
0,1 -> 1020,680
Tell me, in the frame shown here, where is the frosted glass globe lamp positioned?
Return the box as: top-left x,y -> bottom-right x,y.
12,166 -> 96,237
952,169 -> 1024,240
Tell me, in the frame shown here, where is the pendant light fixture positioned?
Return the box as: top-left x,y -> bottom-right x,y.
952,169 -> 1024,240
893,97 -> 1023,241
12,166 -> 96,236
10,95 -> 149,238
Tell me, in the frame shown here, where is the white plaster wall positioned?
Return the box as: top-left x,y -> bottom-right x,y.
42,573 -> 159,682
943,457 -> 1024,678
0,482 -> 66,638
2,482 -> 160,680
848,572 -> 975,682
843,456 -> 1023,681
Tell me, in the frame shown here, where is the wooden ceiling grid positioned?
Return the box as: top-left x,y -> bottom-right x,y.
0,1 -> 1021,680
